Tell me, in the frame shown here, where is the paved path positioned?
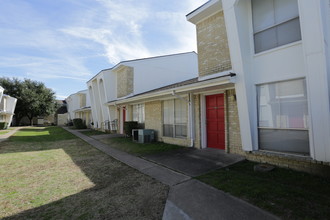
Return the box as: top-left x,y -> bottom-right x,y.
143,148 -> 245,177
63,127 -> 190,186
64,127 -> 279,220
0,127 -> 21,143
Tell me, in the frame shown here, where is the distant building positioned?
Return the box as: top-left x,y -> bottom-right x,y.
0,93 -> 17,128
87,52 -> 198,133
66,90 -> 92,127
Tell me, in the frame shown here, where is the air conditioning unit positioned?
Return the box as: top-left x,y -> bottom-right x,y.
132,129 -> 139,142
132,129 -> 155,143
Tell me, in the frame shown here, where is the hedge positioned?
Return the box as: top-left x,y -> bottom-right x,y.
72,118 -> 87,129
124,121 -> 139,137
0,122 -> 8,130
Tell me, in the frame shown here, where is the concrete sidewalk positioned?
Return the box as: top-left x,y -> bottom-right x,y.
0,127 -> 21,143
143,148 -> 245,177
64,127 -> 279,220
63,127 -> 190,186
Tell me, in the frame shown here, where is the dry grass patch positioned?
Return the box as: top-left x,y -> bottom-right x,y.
0,127 -> 168,219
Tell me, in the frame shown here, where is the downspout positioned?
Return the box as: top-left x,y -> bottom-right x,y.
171,91 -> 195,147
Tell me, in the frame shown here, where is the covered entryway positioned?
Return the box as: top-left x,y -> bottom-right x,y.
206,94 -> 225,149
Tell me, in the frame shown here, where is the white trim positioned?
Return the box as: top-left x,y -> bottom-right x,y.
187,0 -> 222,24
201,94 -> 207,149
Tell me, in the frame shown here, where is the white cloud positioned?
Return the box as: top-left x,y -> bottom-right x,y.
61,0 -> 208,64
0,0 -> 208,98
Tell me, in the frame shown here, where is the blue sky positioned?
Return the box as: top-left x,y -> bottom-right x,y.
0,0 -> 206,99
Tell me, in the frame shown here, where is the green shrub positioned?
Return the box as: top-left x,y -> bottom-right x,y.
72,118 -> 87,129
124,121 -> 139,137
0,122 -> 8,130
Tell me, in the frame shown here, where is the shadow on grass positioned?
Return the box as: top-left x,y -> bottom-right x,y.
0,127 -> 168,219
7,127 -> 77,143
196,161 -> 330,219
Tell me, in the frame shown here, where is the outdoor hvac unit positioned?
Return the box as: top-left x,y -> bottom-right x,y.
132,129 -> 139,142
132,129 -> 155,143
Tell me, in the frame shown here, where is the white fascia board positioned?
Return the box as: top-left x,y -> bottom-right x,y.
186,0 -> 222,24
86,68 -> 112,83
107,76 -> 235,105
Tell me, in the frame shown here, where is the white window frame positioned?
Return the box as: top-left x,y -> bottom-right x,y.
257,79 -> 310,155
163,99 -> 187,138
252,0 -> 301,53
132,104 -> 145,124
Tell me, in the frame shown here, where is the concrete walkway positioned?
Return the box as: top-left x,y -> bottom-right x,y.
0,127 -> 21,143
143,148 -> 245,177
63,127 -> 190,186
64,127 -> 279,220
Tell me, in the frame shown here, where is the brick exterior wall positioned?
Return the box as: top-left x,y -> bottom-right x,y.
144,101 -> 162,141
194,95 -> 201,148
162,137 -> 191,147
226,89 -> 242,153
116,66 -> 134,98
144,99 -> 192,147
196,11 -> 232,77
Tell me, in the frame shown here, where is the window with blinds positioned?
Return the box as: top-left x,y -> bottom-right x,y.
257,79 -> 310,155
163,99 -> 187,138
132,104 -> 145,124
252,0 -> 301,53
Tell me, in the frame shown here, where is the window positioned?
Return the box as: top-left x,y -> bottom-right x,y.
163,99 -> 187,138
252,0 -> 301,53
133,104 -> 145,124
257,79 -> 309,155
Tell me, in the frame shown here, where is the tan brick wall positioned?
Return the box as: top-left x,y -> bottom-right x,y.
245,152 -> 330,178
194,95 -> 201,148
116,66 -> 134,98
144,101 -> 162,141
162,137 -> 191,147
196,11 -> 231,77
226,89 -> 243,154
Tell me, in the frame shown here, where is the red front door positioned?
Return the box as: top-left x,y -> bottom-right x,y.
206,94 -> 225,149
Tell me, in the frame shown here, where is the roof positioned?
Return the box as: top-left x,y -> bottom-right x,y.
56,105 -> 68,114
134,77 -> 199,96
107,72 -> 236,105
87,51 -> 197,83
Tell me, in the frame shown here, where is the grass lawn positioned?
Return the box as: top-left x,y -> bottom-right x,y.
0,126 -> 168,219
0,130 -> 10,135
100,137 -> 183,156
196,160 -> 330,220
80,130 -> 106,136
